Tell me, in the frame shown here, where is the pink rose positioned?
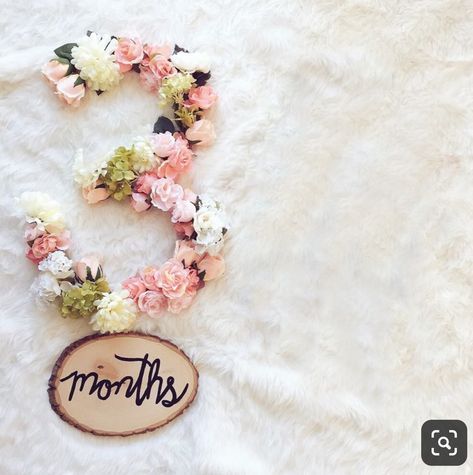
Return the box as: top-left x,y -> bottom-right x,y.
140,266 -> 161,290
134,171 -> 159,195
143,43 -> 172,61
27,231 -> 70,264
184,188 -> 197,202
174,221 -> 195,238
185,119 -> 216,147
24,223 -> 44,242
149,55 -> 175,80
158,138 -> 193,179
150,178 -> 183,211
42,59 -> 69,85
137,290 -> 167,318
75,255 -> 103,282
122,275 -> 147,302
55,74 -> 85,107
115,37 -> 144,73
171,199 -> 195,223
198,254 -> 225,281
167,292 -> 194,314
156,258 -> 190,299
174,240 -> 202,267
82,182 -> 111,204
150,132 -> 175,158
131,192 -> 151,212
139,66 -> 161,93
187,86 -> 217,110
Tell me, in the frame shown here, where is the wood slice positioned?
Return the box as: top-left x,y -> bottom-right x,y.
48,332 -> 198,436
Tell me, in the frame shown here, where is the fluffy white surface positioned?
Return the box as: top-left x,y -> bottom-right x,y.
1,0 -> 473,473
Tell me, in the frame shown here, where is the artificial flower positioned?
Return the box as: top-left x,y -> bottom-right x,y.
150,178 -> 183,211
20,192 -> 66,234
148,54 -> 175,80
27,231 -> 71,264
149,132 -> 176,158
158,137 -> 193,179
38,250 -> 74,279
137,290 -> 167,318
42,59 -> 69,85
74,255 -> 103,282
140,266 -> 161,290
174,239 -> 201,267
134,171 -> 159,194
60,278 -> 110,318
198,254 -> 225,281
122,274 -> 147,301
31,272 -> 62,302
156,258 -> 190,299
55,74 -> 86,107
187,86 -> 217,109
90,290 -> 137,333
82,181 -> 111,204
131,137 -> 155,173
185,119 -> 216,147
71,33 -> 121,91
159,72 -> 195,106
103,146 -> 137,200
174,221 -> 195,238
115,37 -> 144,73
193,195 -> 227,254
170,51 -> 211,73
73,149 -> 108,187
171,199 -> 195,223
139,66 -> 161,93
130,192 -> 151,212
24,223 -> 44,242
167,292 -> 194,314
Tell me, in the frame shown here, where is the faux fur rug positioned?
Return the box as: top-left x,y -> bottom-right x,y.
2,0 -> 473,473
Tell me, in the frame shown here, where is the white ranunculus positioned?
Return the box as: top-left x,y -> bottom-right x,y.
73,149 -> 109,187
38,251 -> 74,279
71,33 -> 122,91
19,192 -> 65,234
131,137 -> 157,173
90,290 -> 137,334
170,51 -> 211,73
193,195 -> 227,254
31,272 -> 62,302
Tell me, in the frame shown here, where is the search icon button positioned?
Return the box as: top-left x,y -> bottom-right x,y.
438,436 -> 451,450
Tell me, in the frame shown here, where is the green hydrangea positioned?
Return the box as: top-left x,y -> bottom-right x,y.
103,146 -> 136,201
159,72 -> 195,107
60,278 -> 110,318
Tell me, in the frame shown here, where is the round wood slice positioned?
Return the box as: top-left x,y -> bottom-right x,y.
48,332 -> 198,436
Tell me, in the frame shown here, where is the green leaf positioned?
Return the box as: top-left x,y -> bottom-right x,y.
74,76 -> 85,87
153,116 -> 175,134
54,42 -> 78,60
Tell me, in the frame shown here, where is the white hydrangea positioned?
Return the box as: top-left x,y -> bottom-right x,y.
193,195 -> 227,254
31,272 -> 68,302
90,290 -> 137,334
38,251 -> 74,279
131,137 -> 157,173
71,33 -> 122,91
19,192 -> 65,234
73,149 -> 109,187
170,51 -> 211,73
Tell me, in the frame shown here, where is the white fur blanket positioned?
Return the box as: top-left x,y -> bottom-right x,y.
1,0 -> 473,473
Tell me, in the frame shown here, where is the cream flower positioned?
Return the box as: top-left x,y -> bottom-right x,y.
71,33 -> 122,91
31,272 -> 73,302
90,290 -> 137,333
193,195 -> 227,254
73,149 -> 109,187
19,192 -> 65,234
131,137 -> 156,173
38,251 -> 74,279
170,51 -> 211,73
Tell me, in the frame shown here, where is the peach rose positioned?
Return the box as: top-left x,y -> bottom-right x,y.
27,231 -> 70,264
143,43 -> 173,61
140,266 -> 161,290
42,59 -> 69,85
198,254 -> 225,281
149,55 -> 175,80
115,37 -> 144,73
185,119 -> 216,147
24,223 -> 44,242
188,86 -> 217,109
150,178 -> 183,211
174,240 -> 202,267
137,290 -> 167,318
82,182 -> 111,204
171,199 -> 195,223
174,221 -> 195,238
123,275 -> 147,301
75,255 -> 102,282
158,138 -> 193,179
139,66 -> 161,93
131,192 -> 151,212
134,171 -> 159,195
55,74 -> 85,107
156,258 -> 190,299
150,132 -> 175,158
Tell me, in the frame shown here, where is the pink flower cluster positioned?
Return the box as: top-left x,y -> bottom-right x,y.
151,132 -> 194,179
123,240 -> 224,316
25,223 -> 71,264
42,61 -> 85,108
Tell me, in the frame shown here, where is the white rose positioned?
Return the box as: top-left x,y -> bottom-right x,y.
73,149 -> 109,187
38,251 -> 74,279
19,192 -> 65,234
170,51 -> 211,73
193,195 -> 227,254
31,272 -> 62,302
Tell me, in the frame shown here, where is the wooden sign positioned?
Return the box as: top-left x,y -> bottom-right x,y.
48,332 -> 198,436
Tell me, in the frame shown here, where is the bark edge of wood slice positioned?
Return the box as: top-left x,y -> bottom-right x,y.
48,332 -> 199,437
